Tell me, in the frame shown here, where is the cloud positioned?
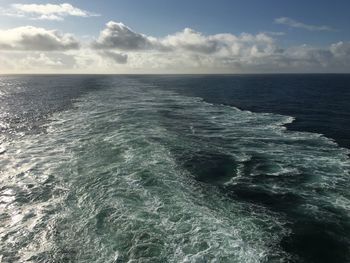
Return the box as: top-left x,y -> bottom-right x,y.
1,21 -> 350,73
161,28 -> 219,53
93,22 -> 156,50
93,21 -> 279,57
90,22 -> 350,72
20,53 -> 64,67
98,50 -> 128,64
5,3 -> 99,21
331,41 -> 350,58
275,17 -> 335,31
0,26 -> 80,51
0,51 -> 77,73
89,22 -> 285,71
262,31 -> 286,36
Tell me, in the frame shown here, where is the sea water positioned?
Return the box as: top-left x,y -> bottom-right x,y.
1,75 -> 350,262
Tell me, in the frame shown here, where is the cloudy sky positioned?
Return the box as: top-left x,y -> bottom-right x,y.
0,0 -> 349,73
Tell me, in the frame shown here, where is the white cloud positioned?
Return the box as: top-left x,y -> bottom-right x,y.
4,3 -> 99,21
93,21 -> 279,57
0,51 -> 77,73
93,21 -> 157,50
1,21 -> 350,73
20,53 -> 63,67
0,26 -> 80,51
331,41 -> 350,58
90,21 -> 350,73
161,28 -> 219,53
275,17 -> 335,31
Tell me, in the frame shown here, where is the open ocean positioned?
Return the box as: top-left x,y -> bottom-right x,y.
1,74 -> 350,263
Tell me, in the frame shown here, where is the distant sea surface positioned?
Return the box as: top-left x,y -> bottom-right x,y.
1,75 -> 350,263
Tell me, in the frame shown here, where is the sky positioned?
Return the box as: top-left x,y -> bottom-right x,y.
0,0 -> 349,73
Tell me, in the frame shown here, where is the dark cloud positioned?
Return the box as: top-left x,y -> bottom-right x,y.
98,50 -> 128,64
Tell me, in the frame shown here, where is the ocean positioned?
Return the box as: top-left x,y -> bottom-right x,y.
1,75 -> 350,263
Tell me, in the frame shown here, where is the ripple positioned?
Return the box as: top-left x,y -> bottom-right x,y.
1,77 -> 349,262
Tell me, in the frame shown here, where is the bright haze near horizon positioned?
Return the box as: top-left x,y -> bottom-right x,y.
0,0 -> 349,74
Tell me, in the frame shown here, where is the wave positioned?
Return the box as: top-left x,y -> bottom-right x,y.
1,77 -> 349,262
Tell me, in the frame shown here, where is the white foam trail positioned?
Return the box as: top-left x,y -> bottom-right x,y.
1,78 -> 349,262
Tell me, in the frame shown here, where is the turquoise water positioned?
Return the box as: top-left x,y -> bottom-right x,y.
1,76 -> 350,262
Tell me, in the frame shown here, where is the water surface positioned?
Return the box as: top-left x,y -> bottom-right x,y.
1,75 -> 350,263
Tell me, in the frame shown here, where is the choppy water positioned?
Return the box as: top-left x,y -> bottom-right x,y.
1,75 -> 350,263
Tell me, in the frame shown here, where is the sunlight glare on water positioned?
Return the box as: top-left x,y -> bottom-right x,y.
1,76 -> 350,262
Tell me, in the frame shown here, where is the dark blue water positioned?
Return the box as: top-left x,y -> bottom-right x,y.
1,75 -> 350,263
137,74 -> 350,262
137,74 -> 350,149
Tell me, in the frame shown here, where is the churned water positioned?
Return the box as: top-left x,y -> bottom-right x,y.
1,75 -> 350,262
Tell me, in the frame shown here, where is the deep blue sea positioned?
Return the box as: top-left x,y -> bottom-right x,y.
1,75 -> 350,263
